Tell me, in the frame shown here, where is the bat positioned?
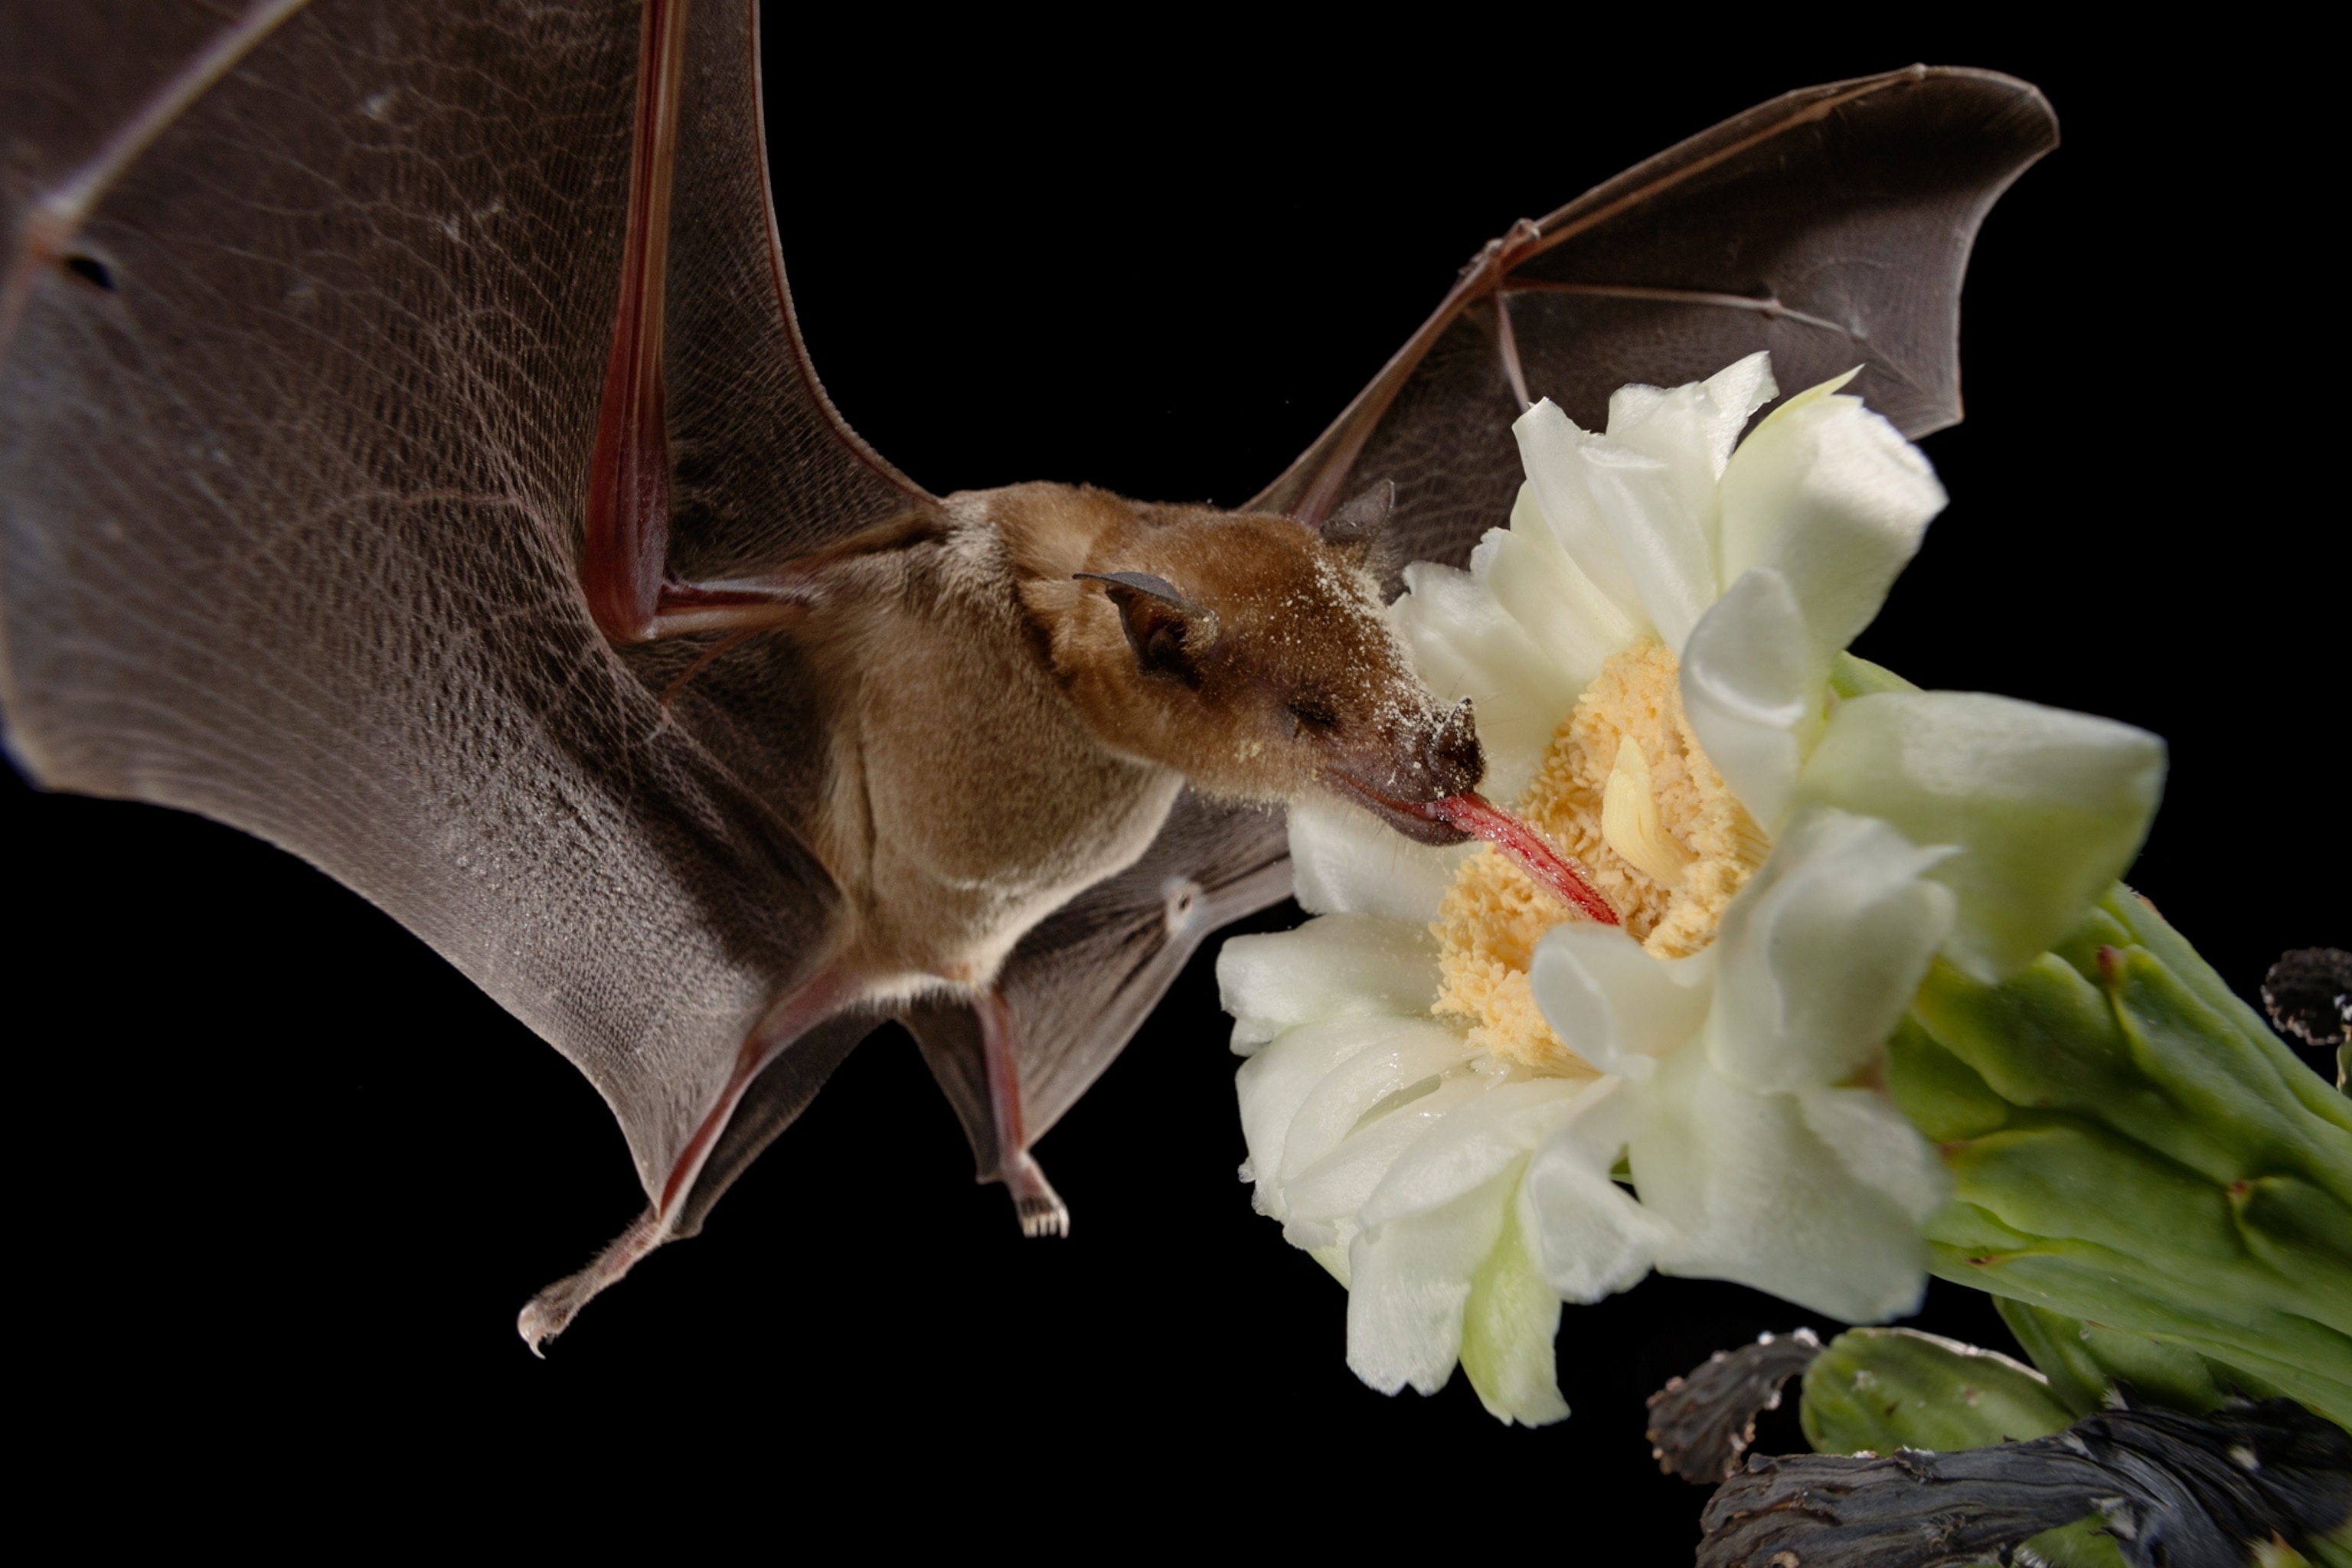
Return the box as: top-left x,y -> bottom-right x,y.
6,19 -> 2344,1545
0,1 -> 2065,1356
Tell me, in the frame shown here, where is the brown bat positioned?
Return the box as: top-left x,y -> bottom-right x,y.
0,3 -> 2053,1350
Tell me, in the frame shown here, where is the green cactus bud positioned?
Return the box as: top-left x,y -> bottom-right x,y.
1801,1325 -> 2073,1455
1996,1298 -> 2255,1416
1798,1324 -> 2138,1566
2273,1525 -> 2352,1568
1887,887 -> 2352,1428
2012,1519 -> 2131,1568
1986,1308 -> 2349,1568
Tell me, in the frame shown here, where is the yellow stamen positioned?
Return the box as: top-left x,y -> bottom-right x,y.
1431,639 -> 1770,1074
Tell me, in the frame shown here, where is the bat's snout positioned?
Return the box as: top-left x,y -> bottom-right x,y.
1377,695 -> 1484,803
1320,698 -> 1485,845
1423,697 -> 1485,799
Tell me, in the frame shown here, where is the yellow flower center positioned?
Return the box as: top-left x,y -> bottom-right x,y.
1431,639 -> 1770,1074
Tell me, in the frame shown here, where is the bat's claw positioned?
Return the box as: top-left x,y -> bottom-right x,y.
517,1288 -> 580,1358
1004,1152 -> 1070,1240
1017,1193 -> 1070,1238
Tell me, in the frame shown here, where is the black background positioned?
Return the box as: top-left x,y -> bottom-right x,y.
8,14 -> 2341,1552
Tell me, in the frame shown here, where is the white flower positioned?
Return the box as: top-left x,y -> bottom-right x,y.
1220,354 -> 2165,1426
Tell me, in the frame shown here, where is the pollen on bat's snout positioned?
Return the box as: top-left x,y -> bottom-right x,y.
1430,639 -> 1769,1073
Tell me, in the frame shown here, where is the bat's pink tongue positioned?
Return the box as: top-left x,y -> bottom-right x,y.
1428,793 -> 1619,925
1326,773 -> 1618,925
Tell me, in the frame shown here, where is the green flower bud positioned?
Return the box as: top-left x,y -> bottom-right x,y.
1794,1315 -> 2350,1568
1888,887 -> 2352,1427
1990,1308 -> 2352,1564
1997,1297 -> 2258,1416
1800,1325 -> 2073,1455
2014,1520 -> 2132,1568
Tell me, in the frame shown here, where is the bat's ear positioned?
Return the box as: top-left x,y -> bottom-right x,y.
1076,570 -> 1221,684
1318,479 -> 1394,550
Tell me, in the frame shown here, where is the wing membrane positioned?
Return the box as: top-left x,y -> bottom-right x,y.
0,1 -> 889,1203
1250,67 -> 2059,560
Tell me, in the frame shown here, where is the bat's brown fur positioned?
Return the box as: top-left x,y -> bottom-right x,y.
788,480 -> 1479,1002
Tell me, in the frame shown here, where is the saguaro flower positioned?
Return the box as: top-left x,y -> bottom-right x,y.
1220,354 -> 2166,1425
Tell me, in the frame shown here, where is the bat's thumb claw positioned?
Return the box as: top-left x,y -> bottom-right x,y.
515,1295 -> 570,1357
515,1207 -> 671,1355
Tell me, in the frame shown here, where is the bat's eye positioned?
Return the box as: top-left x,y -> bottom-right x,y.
1142,622 -> 1192,676
62,254 -> 115,291
1285,697 -> 1338,736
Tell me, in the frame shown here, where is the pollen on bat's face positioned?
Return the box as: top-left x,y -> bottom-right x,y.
1432,639 -> 1768,1074
1219,544 -> 1426,747
1086,509 -> 1471,808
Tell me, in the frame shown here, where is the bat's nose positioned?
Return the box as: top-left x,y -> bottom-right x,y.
1427,697 -> 1484,795
1365,697 -> 1484,802
1315,697 -> 1485,844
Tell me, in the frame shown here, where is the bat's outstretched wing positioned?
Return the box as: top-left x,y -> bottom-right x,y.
936,66 -> 2058,1174
1256,66 -> 2058,546
0,1 -> 918,1207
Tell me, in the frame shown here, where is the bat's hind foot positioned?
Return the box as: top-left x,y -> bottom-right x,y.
517,1206 -> 667,1355
1017,1193 -> 1070,1238
1005,1152 -> 1069,1239
973,988 -> 1068,1237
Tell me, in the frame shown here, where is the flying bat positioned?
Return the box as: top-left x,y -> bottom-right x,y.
0,2 -> 2056,1351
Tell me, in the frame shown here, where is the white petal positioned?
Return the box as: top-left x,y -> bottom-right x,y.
1511,400 -> 1646,619
1287,795 -> 1474,925
1586,355 -> 1774,649
1523,1079 -> 1677,1302
1461,1191 -> 1570,1426
1236,1014 -> 1462,1218
1679,566 -> 1814,828
1719,384 -> 1945,666
1608,354 -> 1780,472
1281,1073 -> 1491,1234
1346,1163 -> 1518,1396
1236,1015 -> 1391,1218
1579,436 -> 1719,655
1799,1085 -> 1950,1225
1358,1078 -> 1589,1229
1528,923 -> 1714,1081
1217,913 -> 1437,1053
1485,487 -> 1642,687
1606,381 -> 1668,432
1390,556 -> 1581,802
1632,1044 -> 1930,1323
1276,1021 -> 1476,1187
1707,807 -> 1956,1093
1526,1159 -> 1671,1305
1796,692 -> 2167,982
1701,354 -> 1781,468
